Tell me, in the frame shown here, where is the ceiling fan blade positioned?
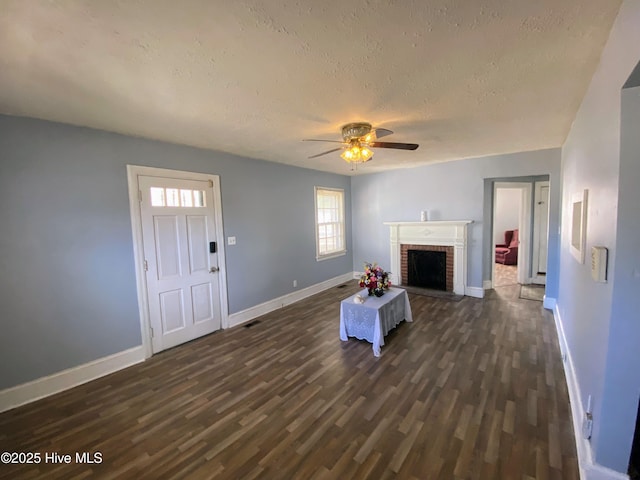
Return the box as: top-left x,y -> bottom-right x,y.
308,147 -> 344,159
370,141 -> 419,150
373,128 -> 393,139
302,139 -> 344,143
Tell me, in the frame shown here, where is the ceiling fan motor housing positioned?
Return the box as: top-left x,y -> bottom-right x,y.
341,122 -> 372,141
303,122 -> 417,161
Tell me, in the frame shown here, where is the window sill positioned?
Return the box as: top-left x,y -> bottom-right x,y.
316,250 -> 347,262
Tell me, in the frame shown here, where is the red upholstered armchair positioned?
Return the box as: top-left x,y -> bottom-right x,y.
495,229 -> 519,265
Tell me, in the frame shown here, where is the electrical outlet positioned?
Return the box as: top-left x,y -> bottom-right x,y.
227,236 -> 236,245
293,280 -> 297,288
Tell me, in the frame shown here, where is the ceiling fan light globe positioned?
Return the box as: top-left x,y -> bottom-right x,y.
363,132 -> 376,143
340,150 -> 353,161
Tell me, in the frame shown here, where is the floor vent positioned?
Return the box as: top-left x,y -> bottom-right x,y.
244,320 -> 261,328
336,284 -> 348,289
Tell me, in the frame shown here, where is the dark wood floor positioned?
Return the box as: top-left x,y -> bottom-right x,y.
0,281 -> 578,479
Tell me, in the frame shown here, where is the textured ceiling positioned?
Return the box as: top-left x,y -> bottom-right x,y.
0,0 -> 622,175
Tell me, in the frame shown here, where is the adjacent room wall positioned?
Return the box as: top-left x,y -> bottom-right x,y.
350,148 -> 560,297
0,115 -> 352,390
493,188 -> 521,245
557,0 -> 640,473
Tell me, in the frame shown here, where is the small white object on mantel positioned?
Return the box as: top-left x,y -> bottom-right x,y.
383,220 -> 473,296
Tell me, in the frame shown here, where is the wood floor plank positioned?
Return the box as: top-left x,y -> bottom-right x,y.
0,281 -> 578,479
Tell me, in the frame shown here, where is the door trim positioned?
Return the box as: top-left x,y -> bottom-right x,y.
492,182 -> 532,288
531,181 -> 550,284
127,165 -> 229,359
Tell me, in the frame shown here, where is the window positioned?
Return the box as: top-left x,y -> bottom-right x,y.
150,187 -> 206,208
315,187 -> 346,260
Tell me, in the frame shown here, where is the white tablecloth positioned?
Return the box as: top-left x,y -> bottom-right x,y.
339,287 -> 413,356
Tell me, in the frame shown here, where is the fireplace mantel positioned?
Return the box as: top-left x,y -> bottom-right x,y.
384,221 -> 472,295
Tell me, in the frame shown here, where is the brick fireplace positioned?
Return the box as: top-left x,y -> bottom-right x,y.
401,244 -> 454,292
385,221 -> 472,296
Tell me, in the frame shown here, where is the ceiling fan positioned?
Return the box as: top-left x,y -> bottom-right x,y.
303,122 -> 419,167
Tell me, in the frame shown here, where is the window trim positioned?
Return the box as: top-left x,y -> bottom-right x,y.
314,186 -> 347,261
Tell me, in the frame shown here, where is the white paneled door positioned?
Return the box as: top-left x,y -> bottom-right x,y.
139,175 -> 222,353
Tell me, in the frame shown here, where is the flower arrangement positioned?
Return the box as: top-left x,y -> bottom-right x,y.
359,262 -> 391,297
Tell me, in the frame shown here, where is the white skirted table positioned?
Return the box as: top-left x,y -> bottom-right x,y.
339,287 -> 413,357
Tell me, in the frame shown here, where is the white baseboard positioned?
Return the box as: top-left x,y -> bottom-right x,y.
0,346 -> 145,413
532,274 -> 547,285
0,273 -> 354,412
586,464 -> 630,480
543,295 -> 556,311
227,272 -> 355,328
465,286 -> 485,298
552,305 -> 629,480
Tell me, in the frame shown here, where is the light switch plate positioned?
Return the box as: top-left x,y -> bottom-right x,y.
228,236 -> 236,245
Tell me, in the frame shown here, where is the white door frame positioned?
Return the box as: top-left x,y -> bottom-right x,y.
492,182 -> 533,287
127,165 -> 229,359
531,181 -> 550,285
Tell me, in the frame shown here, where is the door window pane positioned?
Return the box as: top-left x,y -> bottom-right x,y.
180,189 -> 193,207
150,187 -> 166,207
149,188 -> 207,208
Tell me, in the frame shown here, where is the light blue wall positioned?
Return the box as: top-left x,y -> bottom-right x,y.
598,84 -> 640,473
350,148 -> 560,296
0,115 -> 352,390
558,0 -> 640,472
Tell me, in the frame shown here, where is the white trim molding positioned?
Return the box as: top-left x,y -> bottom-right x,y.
552,305 -> 630,480
0,272 -> 354,412
228,272 -> 354,328
0,346 -> 145,413
126,165 -> 229,358
465,286 -> 485,298
492,182 -> 533,288
384,221 -> 473,296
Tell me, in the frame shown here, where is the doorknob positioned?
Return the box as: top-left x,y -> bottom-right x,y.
209,266 -> 219,273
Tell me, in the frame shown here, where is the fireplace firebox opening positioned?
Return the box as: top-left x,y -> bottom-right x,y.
400,244 -> 454,292
408,250 -> 447,290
